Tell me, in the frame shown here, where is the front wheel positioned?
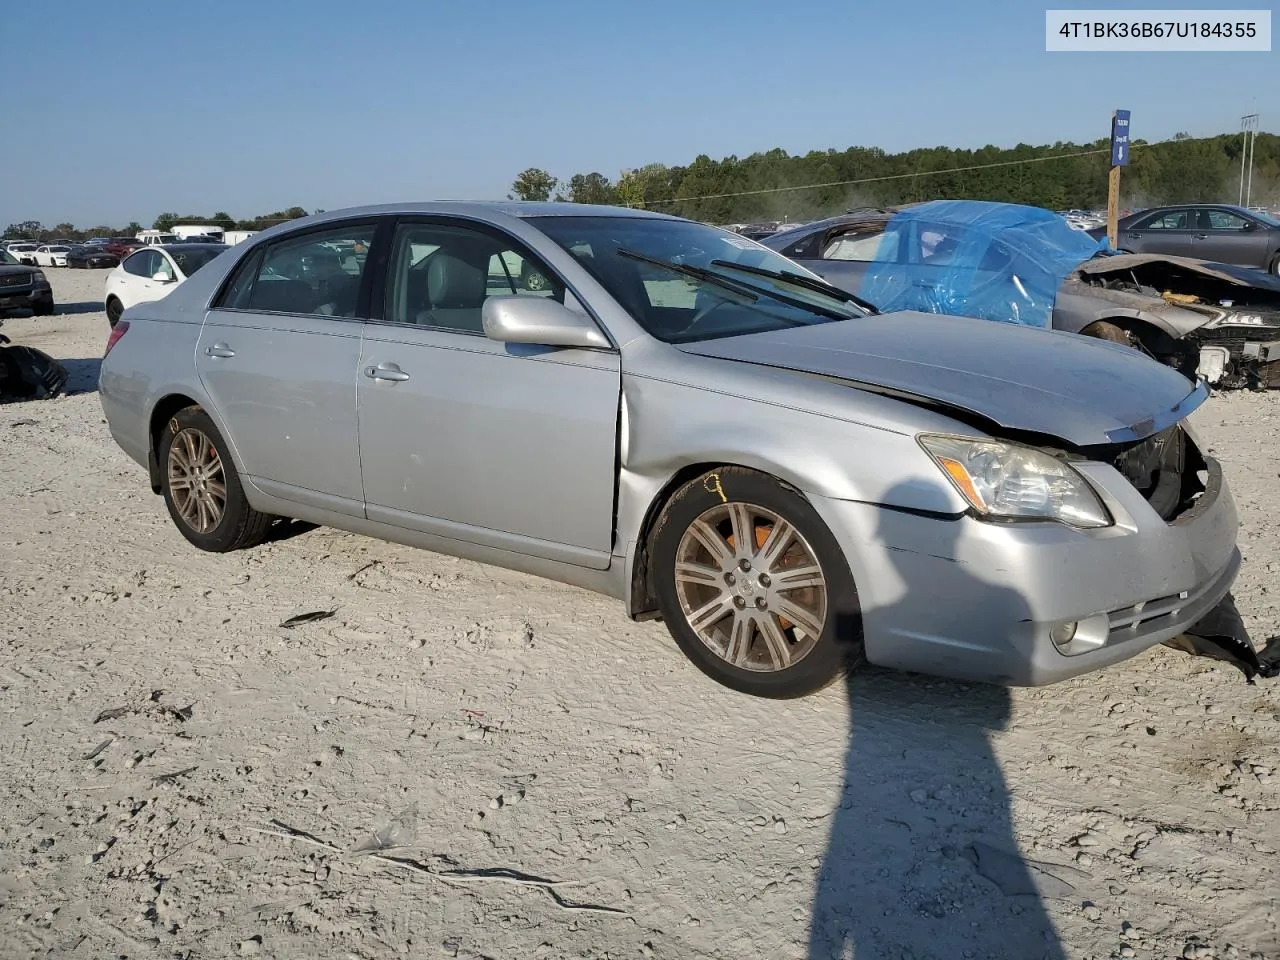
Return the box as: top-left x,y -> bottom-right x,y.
651,467 -> 863,698
33,298 -> 54,317
159,406 -> 274,552
1270,254 -> 1280,277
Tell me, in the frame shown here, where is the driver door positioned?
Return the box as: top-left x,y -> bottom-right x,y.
356,219 -> 621,569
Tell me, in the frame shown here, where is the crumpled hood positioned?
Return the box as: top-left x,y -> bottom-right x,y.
677,312 -> 1206,447
1076,252 -> 1280,292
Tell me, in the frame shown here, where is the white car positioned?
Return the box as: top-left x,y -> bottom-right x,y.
34,244 -> 72,267
7,242 -> 40,265
104,244 -> 228,327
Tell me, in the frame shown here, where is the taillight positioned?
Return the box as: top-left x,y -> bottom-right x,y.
105,320 -> 129,357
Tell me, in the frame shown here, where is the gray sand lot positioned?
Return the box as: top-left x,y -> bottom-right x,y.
2,268 -> 1278,959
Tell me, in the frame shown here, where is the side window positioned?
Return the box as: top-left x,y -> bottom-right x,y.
123,250 -> 155,277
229,224 -> 375,317
822,230 -> 893,262
383,222 -> 564,333
780,232 -> 820,259
154,253 -> 176,280
1141,210 -> 1188,230
1204,210 -> 1249,230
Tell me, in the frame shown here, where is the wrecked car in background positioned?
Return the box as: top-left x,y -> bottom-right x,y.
764,200 -> 1280,389
100,202 -> 1277,697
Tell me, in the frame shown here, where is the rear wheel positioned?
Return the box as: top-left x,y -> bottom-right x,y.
106,297 -> 123,328
159,406 -> 274,552
651,467 -> 863,698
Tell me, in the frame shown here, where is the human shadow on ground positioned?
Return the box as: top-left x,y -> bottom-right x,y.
808,483 -> 1072,960
62,358 -> 103,395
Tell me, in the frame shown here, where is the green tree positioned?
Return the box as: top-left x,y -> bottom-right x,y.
562,172 -> 616,205
509,167 -> 558,201
4,221 -> 43,240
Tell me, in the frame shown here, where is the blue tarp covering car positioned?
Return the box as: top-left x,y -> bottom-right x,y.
858,200 -> 1108,329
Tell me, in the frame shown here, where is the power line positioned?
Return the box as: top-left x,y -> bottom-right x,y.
640,136 -> 1198,207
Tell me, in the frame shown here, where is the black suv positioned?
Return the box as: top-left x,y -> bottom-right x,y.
0,247 -> 55,316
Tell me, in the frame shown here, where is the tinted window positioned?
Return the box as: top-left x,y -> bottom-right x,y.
123,250 -> 156,277
0,249 -> 17,265
223,224 -> 376,317
382,222 -> 563,333
167,247 -> 222,278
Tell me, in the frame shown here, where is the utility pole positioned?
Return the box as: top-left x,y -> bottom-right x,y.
1107,109 -> 1130,249
1240,114 -> 1259,208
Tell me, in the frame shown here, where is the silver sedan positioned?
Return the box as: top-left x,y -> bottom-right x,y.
99,203 -> 1240,697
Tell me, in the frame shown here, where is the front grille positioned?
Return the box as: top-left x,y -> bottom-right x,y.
1194,324 -> 1280,351
0,272 -> 32,288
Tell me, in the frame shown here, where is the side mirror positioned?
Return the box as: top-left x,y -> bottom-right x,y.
1241,220 -> 1256,232
482,296 -> 610,350
152,271 -> 176,283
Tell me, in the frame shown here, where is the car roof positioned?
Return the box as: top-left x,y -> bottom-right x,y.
272,200 -> 677,228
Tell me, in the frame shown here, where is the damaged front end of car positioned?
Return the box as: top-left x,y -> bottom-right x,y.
1096,422 -> 1280,681
1074,254 -> 1280,389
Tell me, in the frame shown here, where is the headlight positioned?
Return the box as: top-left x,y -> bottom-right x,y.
918,434 -> 1111,529
32,270 -> 47,282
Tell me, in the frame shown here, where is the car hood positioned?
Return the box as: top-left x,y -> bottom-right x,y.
676,312 -> 1205,447
1076,252 -> 1280,292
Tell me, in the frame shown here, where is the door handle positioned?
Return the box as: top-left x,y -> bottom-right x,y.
204,343 -> 235,358
365,362 -> 410,382
1193,234 -> 1209,240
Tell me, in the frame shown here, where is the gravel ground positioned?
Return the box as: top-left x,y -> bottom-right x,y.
1,268 -> 1278,960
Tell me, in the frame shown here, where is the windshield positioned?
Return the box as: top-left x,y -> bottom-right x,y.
530,215 -> 866,343
168,247 -> 223,276
0,249 -> 17,266
1252,209 -> 1280,229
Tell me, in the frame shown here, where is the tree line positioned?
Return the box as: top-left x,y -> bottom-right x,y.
7,130 -> 1276,241
508,131 -> 1280,223
3,207 -> 315,242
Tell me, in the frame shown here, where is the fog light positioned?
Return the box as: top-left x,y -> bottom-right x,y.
1050,621 -> 1079,649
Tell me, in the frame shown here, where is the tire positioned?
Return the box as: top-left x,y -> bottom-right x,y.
158,406 -> 274,552
33,297 -> 54,317
106,297 -> 123,328
520,262 -> 549,292
1080,320 -> 1136,349
650,466 -> 863,698
1269,254 -> 1280,277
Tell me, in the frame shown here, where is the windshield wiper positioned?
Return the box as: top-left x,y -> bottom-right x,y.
617,248 -> 760,302
708,259 -> 880,314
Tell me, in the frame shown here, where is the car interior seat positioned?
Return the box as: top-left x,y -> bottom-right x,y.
415,248 -> 490,332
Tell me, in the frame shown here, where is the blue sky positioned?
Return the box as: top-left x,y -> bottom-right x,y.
2,0 -> 1273,227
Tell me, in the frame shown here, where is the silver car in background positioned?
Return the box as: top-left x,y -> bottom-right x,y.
100,203 -> 1240,698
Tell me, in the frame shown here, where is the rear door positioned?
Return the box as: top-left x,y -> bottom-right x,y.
355,217 -> 620,568
195,219 -> 387,518
1190,208 -> 1272,267
1118,208 -> 1194,256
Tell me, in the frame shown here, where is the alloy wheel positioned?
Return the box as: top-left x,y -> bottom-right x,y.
673,501 -> 828,672
167,427 -> 227,533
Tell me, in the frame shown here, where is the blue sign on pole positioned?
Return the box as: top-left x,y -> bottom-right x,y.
1111,110 -> 1131,166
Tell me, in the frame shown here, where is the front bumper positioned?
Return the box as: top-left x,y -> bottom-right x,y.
812,455 -> 1239,685
0,285 -> 52,313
